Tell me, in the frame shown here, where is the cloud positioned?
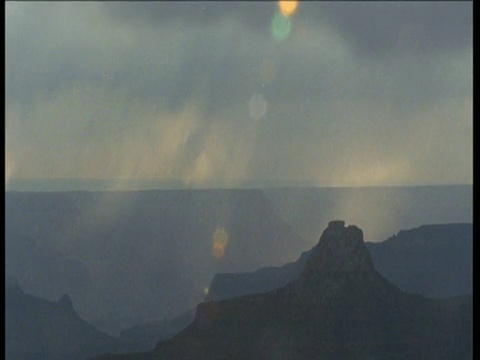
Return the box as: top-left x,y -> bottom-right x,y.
301,2 -> 472,57
5,2 -> 472,188
100,2 -> 472,56
99,2 -> 276,30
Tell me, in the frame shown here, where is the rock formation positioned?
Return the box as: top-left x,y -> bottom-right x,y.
206,223 -> 472,302
304,220 -> 374,272
97,221 -> 472,359
5,281 -> 121,360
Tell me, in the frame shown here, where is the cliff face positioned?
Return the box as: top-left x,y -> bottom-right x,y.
368,223 -> 472,298
205,250 -> 310,302
102,221 -> 471,360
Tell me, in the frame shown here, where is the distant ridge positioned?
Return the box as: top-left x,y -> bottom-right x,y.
6,178 -> 473,192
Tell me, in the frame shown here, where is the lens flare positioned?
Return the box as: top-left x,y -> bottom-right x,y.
278,0 -> 299,17
213,242 -> 225,259
212,227 -> 229,259
271,12 -> 292,42
248,94 -> 267,120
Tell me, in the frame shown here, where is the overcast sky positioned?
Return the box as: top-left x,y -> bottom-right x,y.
5,1 -> 472,190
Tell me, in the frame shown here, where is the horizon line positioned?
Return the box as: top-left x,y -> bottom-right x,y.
5,178 -> 473,192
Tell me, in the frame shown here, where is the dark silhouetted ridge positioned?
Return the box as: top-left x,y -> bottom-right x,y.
5,282 -> 121,360
96,221 -> 472,360
206,222 -> 472,302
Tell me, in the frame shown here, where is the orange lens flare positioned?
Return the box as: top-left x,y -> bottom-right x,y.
278,0 -> 299,17
212,227 -> 229,259
212,242 -> 225,259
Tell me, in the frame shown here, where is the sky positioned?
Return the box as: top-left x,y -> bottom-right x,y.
5,1 -> 473,190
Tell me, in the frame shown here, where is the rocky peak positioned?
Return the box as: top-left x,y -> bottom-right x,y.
304,220 -> 374,273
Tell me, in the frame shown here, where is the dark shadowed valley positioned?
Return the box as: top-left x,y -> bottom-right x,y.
6,189 -> 307,336
5,186 -> 472,359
